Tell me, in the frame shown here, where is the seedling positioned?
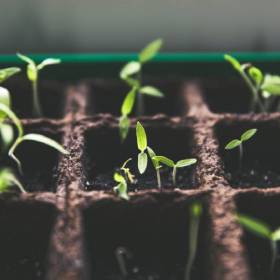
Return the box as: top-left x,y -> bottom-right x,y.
0,168 -> 26,193
237,213 -> 280,276
185,202 -> 203,280
225,54 -> 280,112
113,172 -> 129,200
136,121 -> 148,174
0,67 -> 21,83
119,39 -> 164,141
225,128 -> 257,170
17,53 -> 61,117
147,147 -> 162,190
120,158 -> 135,184
153,156 -> 197,186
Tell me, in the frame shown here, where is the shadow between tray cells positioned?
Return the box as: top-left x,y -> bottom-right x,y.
83,125 -> 198,191
215,121 -> 280,188
236,193 -> 280,280
83,195 -> 210,280
87,79 -> 184,116
0,201 -> 57,280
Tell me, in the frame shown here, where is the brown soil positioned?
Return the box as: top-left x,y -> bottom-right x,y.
2,76 -> 279,280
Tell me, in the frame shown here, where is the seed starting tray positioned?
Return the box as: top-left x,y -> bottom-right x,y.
1,54 -> 280,280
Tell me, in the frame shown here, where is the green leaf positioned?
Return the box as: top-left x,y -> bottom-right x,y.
37,58 -> 61,70
120,61 -> 141,80
272,228 -> 280,241
237,214 -> 271,239
0,86 -> 11,120
153,156 -> 175,167
248,67 -> 263,86
224,54 -> 242,72
225,139 -> 241,150
119,115 -> 130,141
0,67 -> 21,83
121,87 -> 137,115
114,172 -> 126,184
136,121 -> 147,152
0,168 -> 26,193
139,39 -> 163,63
139,86 -> 164,98
147,146 -> 160,169
17,53 -> 35,65
114,182 -> 129,200
0,123 -> 14,149
19,134 -> 69,155
138,152 -> 148,174
191,202 -> 203,218
261,74 -> 280,95
176,158 -> 197,168
241,128 -> 257,142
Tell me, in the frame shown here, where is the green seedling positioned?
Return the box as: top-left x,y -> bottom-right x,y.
225,128 -> 257,169
119,39 -> 164,141
185,202 -> 203,280
120,158 -> 135,184
225,54 -> 280,112
147,146 -> 162,190
136,121 -> 148,174
113,172 -> 129,200
0,102 -> 68,174
17,53 -> 61,117
0,67 -> 21,83
0,168 -> 26,193
153,156 -> 197,186
237,213 -> 280,276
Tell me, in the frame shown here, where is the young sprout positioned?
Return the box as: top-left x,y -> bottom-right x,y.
0,168 -> 26,193
153,156 -> 197,186
120,158 -> 135,184
113,172 -> 129,200
17,53 -> 61,117
147,147 -> 162,190
237,213 -> 280,276
225,128 -> 257,169
225,54 -> 280,112
119,39 -> 164,141
185,202 -> 203,280
0,67 -> 21,83
136,121 -> 148,174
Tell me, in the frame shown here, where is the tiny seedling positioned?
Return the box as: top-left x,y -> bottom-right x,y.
136,121 -> 148,174
147,146 -> 162,190
120,158 -> 135,184
185,202 -> 203,280
225,54 -> 280,112
113,172 -> 129,200
17,53 -> 61,117
237,213 -> 280,276
225,128 -> 257,169
119,39 -> 164,141
153,156 -> 197,186
0,168 -> 26,193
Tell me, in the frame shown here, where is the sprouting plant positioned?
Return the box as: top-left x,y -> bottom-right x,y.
17,53 -> 61,117
0,168 -> 26,193
113,172 -> 129,200
185,202 -> 203,280
147,146 -> 162,189
225,54 -> 280,112
136,121 -> 148,174
237,213 -> 280,276
119,39 -> 164,141
0,67 -> 21,83
225,128 -> 257,169
0,101 -> 68,174
153,156 -> 197,186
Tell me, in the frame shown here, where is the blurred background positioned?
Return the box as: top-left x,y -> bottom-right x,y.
1,0 -> 280,53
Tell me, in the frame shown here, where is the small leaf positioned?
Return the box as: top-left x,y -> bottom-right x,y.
262,91 -> 271,99
272,228 -> 280,241
138,152 -> 148,174
114,172 -> 126,184
121,87 -> 137,115
20,134 -> 69,155
17,53 -> 35,65
136,121 -> 147,152
261,74 -> 280,95
176,158 -> 197,168
37,58 -> 61,70
0,123 -> 14,150
0,67 -> 21,83
119,115 -> 130,141
153,156 -> 174,167
0,87 -> 11,120
147,146 -> 160,169
237,214 -> 271,239
191,202 -> 203,218
248,67 -> 263,86
241,129 -> 257,142
0,168 -> 26,193
120,61 -> 141,80
224,54 -> 242,72
114,182 -> 129,200
139,39 -> 163,63
139,86 -> 164,98
225,139 -> 241,150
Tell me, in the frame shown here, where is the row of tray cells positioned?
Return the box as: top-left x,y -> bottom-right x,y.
0,193 -> 278,280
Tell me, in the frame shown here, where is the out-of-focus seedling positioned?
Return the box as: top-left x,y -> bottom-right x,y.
113,172 -> 129,200
237,213 -> 280,276
136,121 -> 148,174
0,67 -> 21,83
153,156 -> 197,186
120,158 -> 135,184
225,128 -> 257,169
17,53 -> 61,117
119,39 -> 164,141
185,202 -> 203,280
0,168 -> 26,193
225,54 -> 280,112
